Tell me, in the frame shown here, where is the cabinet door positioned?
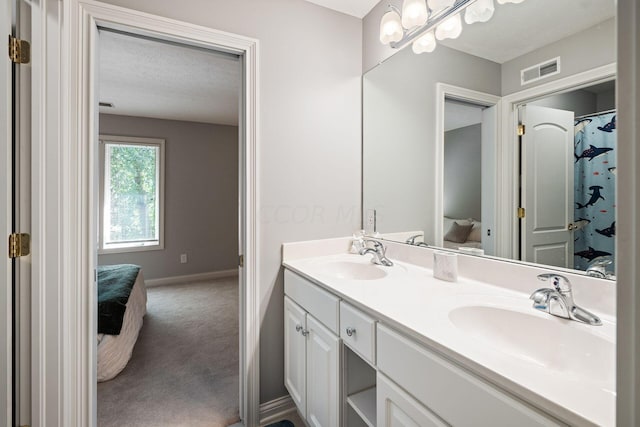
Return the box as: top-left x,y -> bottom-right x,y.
285,297 -> 307,416
377,374 -> 448,427
306,315 -> 340,427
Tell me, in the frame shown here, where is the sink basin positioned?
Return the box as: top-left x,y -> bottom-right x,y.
449,305 -> 614,383
318,261 -> 388,280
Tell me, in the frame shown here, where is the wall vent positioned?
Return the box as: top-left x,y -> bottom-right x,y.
520,57 -> 561,86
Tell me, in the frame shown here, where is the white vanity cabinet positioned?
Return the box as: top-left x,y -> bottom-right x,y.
284,266 -> 567,427
377,373 -> 447,427
284,271 -> 341,427
377,324 -> 564,427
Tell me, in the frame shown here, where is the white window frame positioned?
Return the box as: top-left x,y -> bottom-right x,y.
98,134 -> 165,254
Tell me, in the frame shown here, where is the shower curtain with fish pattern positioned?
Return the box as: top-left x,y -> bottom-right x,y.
573,111 -> 616,272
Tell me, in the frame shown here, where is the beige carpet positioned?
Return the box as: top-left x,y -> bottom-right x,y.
98,278 -> 240,427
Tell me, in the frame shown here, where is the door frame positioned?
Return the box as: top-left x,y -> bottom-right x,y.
1,0 -> 13,425
499,63 -> 616,261
435,83 -> 501,247
31,0 -> 260,425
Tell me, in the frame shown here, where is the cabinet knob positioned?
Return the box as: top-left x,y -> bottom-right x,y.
301,329 -> 310,337
346,327 -> 356,337
296,324 -> 303,333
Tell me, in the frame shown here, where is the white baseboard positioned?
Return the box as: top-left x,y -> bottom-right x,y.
145,269 -> 239,287
259,395 -> 296,426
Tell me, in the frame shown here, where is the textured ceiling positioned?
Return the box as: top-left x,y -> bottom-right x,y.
440,0 -> 615,64
302,0 -> 380,18
99,30 -> 241,125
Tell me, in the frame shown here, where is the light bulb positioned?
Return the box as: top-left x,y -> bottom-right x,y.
379,9 -> 404,45
497,0 -> 525,3
427,0 -> 455,13
435,13 -> 462,40
465,0 -> 494,24
402,0 -> 429,29
412,30 -> 437,54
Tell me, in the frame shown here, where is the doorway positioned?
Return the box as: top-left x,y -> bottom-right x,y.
516,79 -> 616,273
44,2 -> 261,425
95,28 -> 243,425
435,83 -> 501,254
442,98 -> 498,256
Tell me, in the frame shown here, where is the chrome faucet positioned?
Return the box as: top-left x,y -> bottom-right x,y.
405,234 -> 429,247
530,273 -> 602,326
586,257 -> 613,279
359,239 -> 394,267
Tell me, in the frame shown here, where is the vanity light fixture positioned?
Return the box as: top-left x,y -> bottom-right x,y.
412,30 -> 437,53
428,0 -> 456,13
464,0 -> 495,24
379,7 -> 404,44
380,0 -> 525,54
402,0 -> 429,29
435,13 -> 462,40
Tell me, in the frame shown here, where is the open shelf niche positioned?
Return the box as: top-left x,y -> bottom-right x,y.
344,345 -> 376,427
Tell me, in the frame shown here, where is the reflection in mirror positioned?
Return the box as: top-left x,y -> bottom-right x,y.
521,81 -> 616,274
362,0 -> 616,278
442,99 -> 490,254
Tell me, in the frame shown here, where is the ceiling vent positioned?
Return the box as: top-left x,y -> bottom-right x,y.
520,57 -> 560,86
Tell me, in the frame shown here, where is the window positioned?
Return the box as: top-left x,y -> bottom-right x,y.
99,135 -> 165,253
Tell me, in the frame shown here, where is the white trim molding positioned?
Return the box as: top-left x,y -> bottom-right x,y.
499,63 -> 616,260
258,395 -> 297,426
616,0 -> 639,424
145,269 -> 239,287
434,83 -> 501,247
32,1 -> 261,425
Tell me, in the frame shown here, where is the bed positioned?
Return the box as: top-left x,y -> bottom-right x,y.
443,217 -> 483,250
97,264 -> 147,382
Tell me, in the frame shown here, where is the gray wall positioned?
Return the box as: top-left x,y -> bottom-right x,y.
501,18 -> 616,95
98,0 -> 362,403
363,45 -> 500,244
444,124 -> 482,220
530,90 -> 598,117
597,89 -> 616,112
98,114 -> 238,280
530,87 -> 616,117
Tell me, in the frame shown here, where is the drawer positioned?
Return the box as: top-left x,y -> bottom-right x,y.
377,324 -> 563,427
340,301 -> 376,365
284,269 -> 340,334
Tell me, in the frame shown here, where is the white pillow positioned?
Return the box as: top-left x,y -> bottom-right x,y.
468,221 -> 482,242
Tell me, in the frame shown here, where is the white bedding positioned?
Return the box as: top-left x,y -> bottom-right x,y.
97,270 -> 147,382
443,240 -> 483,250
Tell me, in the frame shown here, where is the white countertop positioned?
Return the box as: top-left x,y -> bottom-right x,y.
283,247 -> 616,427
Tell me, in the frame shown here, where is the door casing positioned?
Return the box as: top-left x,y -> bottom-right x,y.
499,63 -> 616,261
30,1 -> 261,425
1,0 -> 14,424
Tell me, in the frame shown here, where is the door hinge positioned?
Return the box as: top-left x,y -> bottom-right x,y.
238,254 -> 244,267
9,233 -> 30,258
517,124 -> 525,136
517,207 -> 525,219
8,35 -> 30,64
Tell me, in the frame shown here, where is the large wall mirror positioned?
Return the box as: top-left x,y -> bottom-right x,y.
363,0 -> 617,278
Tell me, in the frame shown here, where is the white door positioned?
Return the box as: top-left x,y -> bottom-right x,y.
520,105 -> 575,268
377,374 -> 447,427
1,0 -> 14,424
284,297 -> 307,416
481,105 -> 497,256
305,314 -> 339,427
